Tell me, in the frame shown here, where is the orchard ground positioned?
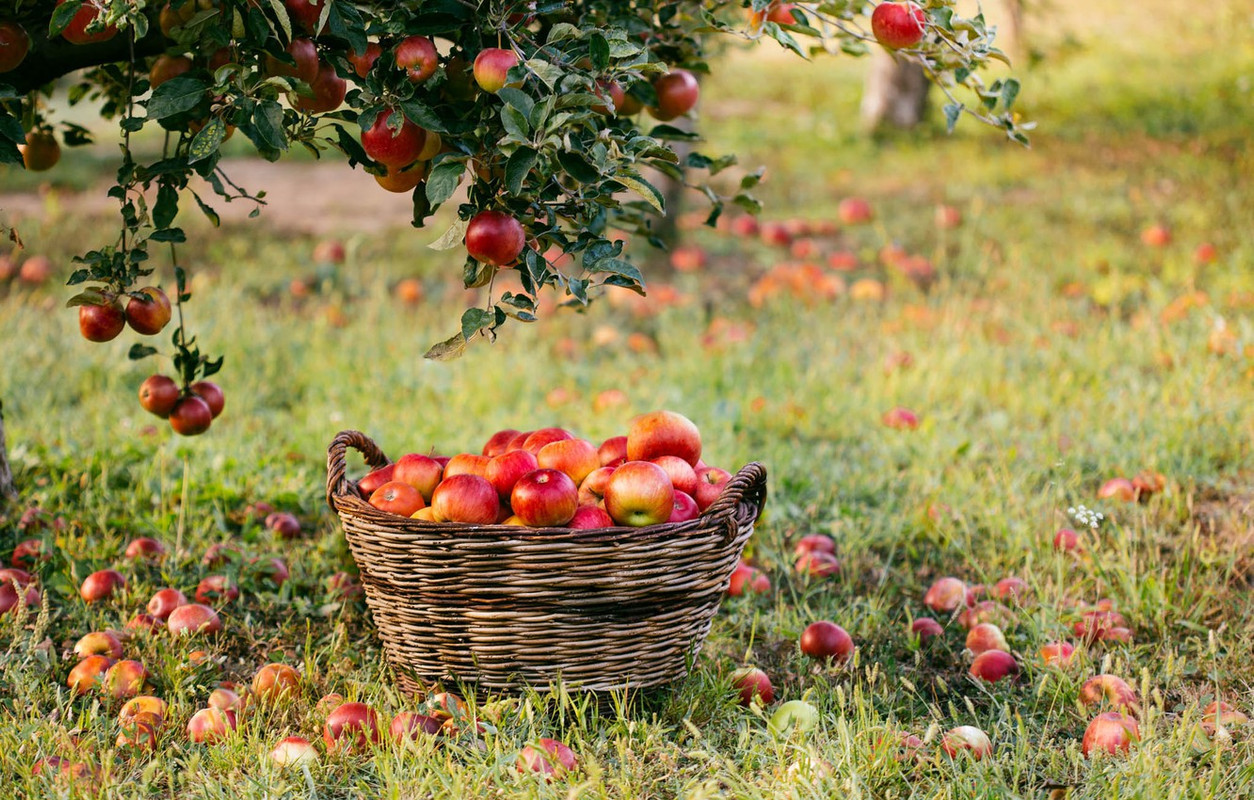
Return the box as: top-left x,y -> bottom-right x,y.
2,0 -> 1252,797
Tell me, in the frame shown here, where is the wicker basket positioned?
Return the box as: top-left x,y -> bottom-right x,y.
326,430 -> 767,696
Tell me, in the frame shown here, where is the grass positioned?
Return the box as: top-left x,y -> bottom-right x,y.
1,0 -> 1253,796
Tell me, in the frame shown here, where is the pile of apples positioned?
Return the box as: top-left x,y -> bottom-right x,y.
356,410 -> 735,529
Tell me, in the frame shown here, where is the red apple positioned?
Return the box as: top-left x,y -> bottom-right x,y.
147,588 -> 188,620
323,701 -> 382,752
727,560 -> 770,596
1098,477 -> 1136,502
693,467 -> 731,511
994,576 -> 1029,604
941,726 -> 992,759
369,480 -> 426,517
119,695 -> 168,723
965,623 -> 1009,654
729,667 -> 774,706
169,395 -> 213,435
648,69 -> 699,121
511,469 -> 579,527
522,428 -> 573,455
537,438 -> 600,486
1194,242 -> 1218,265
1053,527 -> 1081,553
127,612 -> 161,632
68,655 -> 115,695
1039,640 -> 1076,666
870,2 -> 926,49
1075,610 -> 1128,642
473,47 -> 520,93
487,449 -> 539,501
1079,674 -> 1139,714
361,108 -> 427,169
910,617 -> 944,642
190,381 -> 224,418
187,707 -> 237,743
395,35 -> 438,82
568,505 -> 614,529
79,302 -> 126,342
59,0 -> 118,44
1140,224 -> 1172,247
103,659 -> 150,700
10,539 -> 44,569
837,196 -> 874,224
923,577 -> 969,613
292,59 -> 348,113
390,711 -> 443,741
482,428 -> 521,457
969,650 -> 1018,683
627,410 -> 702,466
167,603 -> 222,635
1201,701 -> 1249,736
603,461 -> 674,527
650,455 -> 698,496
793,534 -> 836,558
392,453 -> 444,501
517,738 -> 577,776
0,22 -> 30,73
597,436 -> 628,467
265,511 -> 301,539
504,430 -> 533,452
668,491 -> 699,523
881,407 -> 919,430
357,463 -> 396,498
252,663 -> 301,703
124,537 -> 165,561
195,575 -> 238,605
74,631 -> 124,659
431,474 -> 500,524
80,569 -> 126,603
577,466 -> 614,507
1082,712 -> 1140,757
348,42 -> 382,77
122,286 -> 172,335
270,735 -> 319,767
209,687 -> 242,711
800,621 -> 854,663
795,551 -> 840,578
466,210 -> 526,267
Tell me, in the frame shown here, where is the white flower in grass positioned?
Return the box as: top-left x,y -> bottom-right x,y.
1067,504 -> 1104,530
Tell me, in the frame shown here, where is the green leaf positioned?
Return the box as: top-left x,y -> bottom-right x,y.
497,88 -> 535,119
149,228 -> 186,243
48,1 -> 82,37
148,77 -> 208,120
424,331 -> 468,361
501,104 -> 530,140
943,102 -> 963,133
526,59 -> 563,90
265,0 -> 292,41
425,160 -> 465,207
65,288 -> 111,308
253,101 -> 287,152
590,33 -> 610,71
127,344 -> 159,361
556,150 -> 601,184
397,98 -> 447,133
1000,79 -> 1020,111
154,182 -> 179,230
0,111 -> 23,144
505,147 -> 538,195
545,22 -> 580,43
190,190 -> 221,227
460,307 -> 495,341
589,257 -> 643,286
614,173 -> 665,213
188,118 -> 226,164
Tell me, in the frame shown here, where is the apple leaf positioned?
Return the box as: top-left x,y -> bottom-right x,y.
425,160 -> 466,208
428,218 -> 469,251
505,147 -> 538,195
425,332 -> 468,361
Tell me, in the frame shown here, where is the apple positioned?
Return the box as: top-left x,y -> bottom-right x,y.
10,539 -> 44,568
627,410 -> 701,466
292,60 -> 348,113
648,69 -> 699,121
727,560 -> 770,596
74,631 -> 124,659
604,461 -> 674,527
1194,242 -> 1218,265
465,210 -> 526,267
252,663 -> 301,703
0,22 -> 29,73
251,556 -> 289,589
169,396 -> 213,435
369,480 -> 426,517
870,2 -> 926,49
348,42 -> 382,77
116,713 -> 160,751
518,738 -> 577,776
79,302 -> 126,342
1097,477 -> 1136,502
147,588 -> 188,620
473,47 -> 520,93
794,534 -> 836,558
103,659 -> 150,700
487,449 -> 539,500
910,617 -> 944,642
1131,470 -> 1165,498
271,735 -> 319,767
59,0 -> 119,44
122,537 -> 165,562
195,575 -> 239,605
964,623 -> 1008,654
20,130 -> 60,171
935,204 -> 963,229
412,507 -> 437,521
431,474 -> 500,524
1075,610 -> 1127,642
968,650 -> 1018,683
923,577 -> 969,613
693,467 -> 731,511
149,54 -> 192,88
959,600 -> 1014,630
444,453 -> 492,480
800,621 -> 854,663
1082,712 -> 1140,757
125,287 -> 172,335
80,569 -> 126,603
188,707 -> 237,744
881,407 -> 919,430
1079,674 -> 1139,714
265,511 -> 301,539
1140,224 -> 1172,247
511,469 -> 579,527
1053,527 -> 1081,553
167,603 -> 222,635
482,428 -> 521,457
568,505 -> 614,529
119,695 -> 168,724
1039,640 -> 1076,666
127,612 -> 161,632
361,108 -> 427,169
202,541 -> 241,567
504,431 -> 533,452
1200,701 -> 1249,736
537,438 -> 600,486
392,453 -> 444,501
795,551 -> 840,578
577,466 -> 615,507
325,571 -> 362,599
209,687 -> 242,710
284,0 -> 325,33
768,700 -> 820,737
323,701 -> 382,752
597,436 -> 628,467
264,37 -> 318,84
994,576 -> 1028,603
68,655 -> 115,695
730,215 -> 760,238
941,726 -> 992,759
390,711 -> 443,742
355,465 -> 396,500
837,197 -> 874,224
426,692 -> 467,721
649,455 -> 698,497
395,35 -> 438,82
729,667 -> 774,706
522,428 -> 571,455
668,491 -> 700,523
0,580 -> 34,615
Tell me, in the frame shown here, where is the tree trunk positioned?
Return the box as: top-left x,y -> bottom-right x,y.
860,51 -> 930,131
0,399 -> 16,505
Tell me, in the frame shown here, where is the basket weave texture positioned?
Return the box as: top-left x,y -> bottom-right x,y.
326,430 -> 767,695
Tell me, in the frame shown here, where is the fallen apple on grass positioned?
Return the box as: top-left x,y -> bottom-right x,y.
730,667 -> 774,706
727,561 -> 770,596
1079,674 -> 1139,714
188,707 -> 237,744
769,700 -> 820,737
1082,712 -> 1140,757
941,725 -> 992,759
800,621 -> 854,663
924,577 -> 970,613
271,735 -> 319,767
167,603 -> 223,635
323,701 -> 383,752
969,650 -> 1019,683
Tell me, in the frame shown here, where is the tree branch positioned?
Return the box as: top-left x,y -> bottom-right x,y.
3,18 -> 168,95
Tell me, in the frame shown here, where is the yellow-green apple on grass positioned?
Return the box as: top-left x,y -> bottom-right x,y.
473,47 -> 520,93
627,410 -> 702,466
465,210 -> 526,267
510,469 -> 579,527
1082,712 -> 1140,757
800,621 -> 854,663
941,726 -> 992,759
693,466 -> 731,510
392,453 -> 443,501
270,736 -> 318,767
487,449 -> 539,501
604,461 -> 674,527
769,700 -> 820,737
431,474 -> 500,524
870,2 -> 925,49
538,439 -> 601,486
730,667 -> 774,706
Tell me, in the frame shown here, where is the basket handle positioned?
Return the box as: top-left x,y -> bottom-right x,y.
705,461 -> 768,540
326,430 -> 392,507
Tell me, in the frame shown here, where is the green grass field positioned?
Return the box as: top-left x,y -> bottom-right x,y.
1,0 -> 1252,797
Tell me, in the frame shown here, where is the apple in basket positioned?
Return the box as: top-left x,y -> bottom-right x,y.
603,461 -> 675,527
